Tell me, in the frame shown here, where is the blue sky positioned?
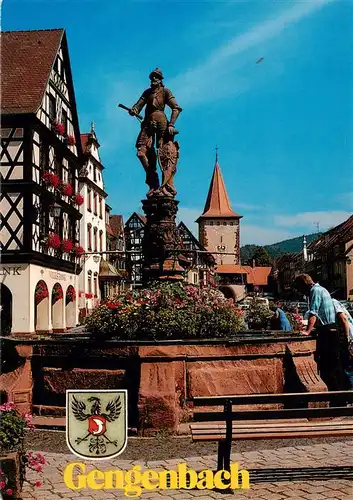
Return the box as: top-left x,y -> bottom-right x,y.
4,0 -> 353,244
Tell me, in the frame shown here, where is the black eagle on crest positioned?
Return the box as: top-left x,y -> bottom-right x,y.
71,395 -> 123,455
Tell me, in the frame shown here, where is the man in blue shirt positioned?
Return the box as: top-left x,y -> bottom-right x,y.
293,274 -> 346,390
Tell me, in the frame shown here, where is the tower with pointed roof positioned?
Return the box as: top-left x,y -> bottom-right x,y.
197,154 -> 242,265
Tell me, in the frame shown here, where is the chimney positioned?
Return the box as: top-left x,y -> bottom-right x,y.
252,258 -> 255,268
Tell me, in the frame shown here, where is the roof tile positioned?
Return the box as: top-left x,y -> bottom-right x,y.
1,29 -> 64,115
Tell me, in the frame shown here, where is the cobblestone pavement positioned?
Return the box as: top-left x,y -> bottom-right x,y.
22,441 -> 352,499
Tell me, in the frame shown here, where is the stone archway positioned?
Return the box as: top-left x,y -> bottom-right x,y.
35,280 -> 50,332
65,285 -> 76,329
52,283 -> 64,332
0,284 -> 13,335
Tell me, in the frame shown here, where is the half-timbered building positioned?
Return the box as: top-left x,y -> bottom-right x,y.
124,212 -> 146,288
1,29 -> 83,335
177,221 -> 215,285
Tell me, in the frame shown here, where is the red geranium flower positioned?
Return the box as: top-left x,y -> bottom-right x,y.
74,193 -> 84,206
72,244 -> 85,257
60,183 -> 73,196
42,171 -> 60,188
47,234 -> 61,249
61,239 -> 73,253
52,120 -> 65,136
66,134 -> 76,146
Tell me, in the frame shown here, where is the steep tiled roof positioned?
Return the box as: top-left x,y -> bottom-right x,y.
80,134 -> 90,153
215,264 -> 272,286
110,215 -> 124,237
198,161 -> 242,219
1,29 -> 64,115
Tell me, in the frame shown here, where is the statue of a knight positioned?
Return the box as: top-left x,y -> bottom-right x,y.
129,68 -> 182,198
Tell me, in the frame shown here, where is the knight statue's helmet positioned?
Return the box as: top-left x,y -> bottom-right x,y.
149,68 -> 164,80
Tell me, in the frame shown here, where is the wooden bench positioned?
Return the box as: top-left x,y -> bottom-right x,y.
190,391 -> 353,471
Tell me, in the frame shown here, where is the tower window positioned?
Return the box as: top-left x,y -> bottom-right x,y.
223,222 -> 226,226
217,221 -> 220,226
209,221 -> 213,226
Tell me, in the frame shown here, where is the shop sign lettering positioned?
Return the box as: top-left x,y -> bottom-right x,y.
0,266 -> 22,276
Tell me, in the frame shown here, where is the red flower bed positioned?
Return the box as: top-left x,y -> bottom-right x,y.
42,171 -> 60,188
47,234 -> 61,249
71,244 -> 85,257
66,135 -> 76,145
52,120 -> 65,136
61,239 -> 73,253
60,183 -> 73,196
74,193 -> 84,206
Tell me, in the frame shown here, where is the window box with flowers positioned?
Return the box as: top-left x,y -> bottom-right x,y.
71,245 -> 85,258
59,183 -> 73,197
35,281 -> 49,305
0,402 -> 45,499
41,171 -> 60,189
43,234 -> 61,250
73,193 -> 84,206
66,288 -> 76,303
52,285 -> 63,304
85,293 -> 93,299
66,134 -> 76,146
61,239 -> 73,254
51,119 -> 65,136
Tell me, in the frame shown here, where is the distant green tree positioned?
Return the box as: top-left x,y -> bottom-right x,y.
251,246 -> 272,267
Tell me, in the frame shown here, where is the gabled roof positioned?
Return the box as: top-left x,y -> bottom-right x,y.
80,134 -> 90,153
110,215 -> 124,237
177,221 -> 215,264
215,264 -> 272,286
1,29 -> 64,115
125,212 -> 147,226
198,160 -> 242,219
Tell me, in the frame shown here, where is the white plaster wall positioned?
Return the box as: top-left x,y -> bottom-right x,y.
0,263 -> 79,334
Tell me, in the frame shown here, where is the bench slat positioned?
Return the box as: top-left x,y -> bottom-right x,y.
191,420 -> 353,430
193,390 -> 353,407
194,406 -> 353,422
191,428 -> 353,441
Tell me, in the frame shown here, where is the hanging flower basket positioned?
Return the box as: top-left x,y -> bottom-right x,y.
59,183 -> 73,197
51,120 -> 65,136
42,171 -> 60,188
61,239 -> 73,254
35,281 -> 49,304
46,234 -> 61,249
85,293 -> 93,299
71,244 -> 85,258
52,286 -> 63,303
66,288 -> 76,303
73,193 -> 84,206
66,135 -> 76,146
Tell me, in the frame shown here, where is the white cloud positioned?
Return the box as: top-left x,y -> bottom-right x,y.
170,0 -> 335,106
274,211 -> 351,230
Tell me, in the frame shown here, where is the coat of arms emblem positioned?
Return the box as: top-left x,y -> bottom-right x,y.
66,390 -> 127,460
